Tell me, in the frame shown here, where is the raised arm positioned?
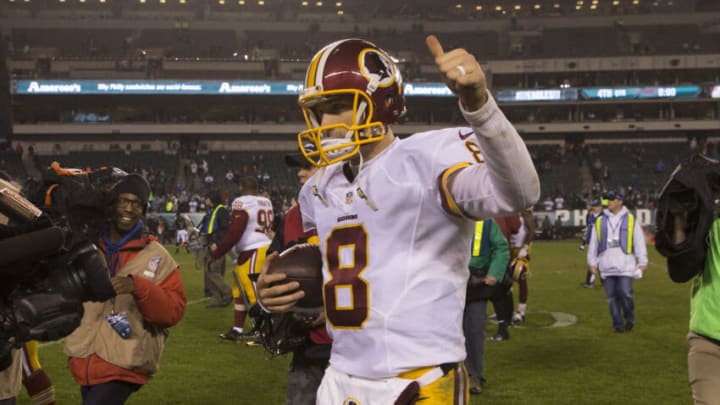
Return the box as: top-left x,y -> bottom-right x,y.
427,35 -> 540,216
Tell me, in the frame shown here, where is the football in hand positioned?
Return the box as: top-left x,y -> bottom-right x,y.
266,244 -> 324,310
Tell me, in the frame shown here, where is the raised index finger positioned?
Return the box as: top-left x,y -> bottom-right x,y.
425,35 -> 444,59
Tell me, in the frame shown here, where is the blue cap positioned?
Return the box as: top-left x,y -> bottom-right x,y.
607,190 -> 624,200
590,198 -> 602,207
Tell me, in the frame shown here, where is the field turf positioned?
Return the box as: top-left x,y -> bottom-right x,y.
16,241 -> 692,404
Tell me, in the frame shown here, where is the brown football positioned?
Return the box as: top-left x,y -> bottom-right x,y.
266,244 -> 324,309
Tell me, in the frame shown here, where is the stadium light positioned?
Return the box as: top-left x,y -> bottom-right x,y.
258,0 -> 265,5
475,5 -> 482,11
335,1 -> 341,6
455,4 -> 462,9
301,1 -> 308,5
337,9 -> 343,14
514,4 -> 521,10
316,1 -> 322,6
534,4 -> 541,9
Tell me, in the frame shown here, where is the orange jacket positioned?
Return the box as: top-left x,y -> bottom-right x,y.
66,235 -> 186,386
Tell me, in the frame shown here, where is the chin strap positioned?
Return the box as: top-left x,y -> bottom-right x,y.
352,153 -> 379,212
310,155 -> 378,212
311,167 -> 329,207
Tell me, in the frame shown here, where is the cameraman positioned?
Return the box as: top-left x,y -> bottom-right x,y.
63,174 -> 186,405
672,212 -> 720,403
0,171 -> 23,405
0,348 -> 20,405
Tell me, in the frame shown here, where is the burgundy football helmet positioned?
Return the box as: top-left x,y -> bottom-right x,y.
297,38 -> 406,167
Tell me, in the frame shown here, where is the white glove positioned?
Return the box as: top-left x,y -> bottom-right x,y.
518,245 -> 529,259
632,267 -> 644,279
578,244 -> 585,252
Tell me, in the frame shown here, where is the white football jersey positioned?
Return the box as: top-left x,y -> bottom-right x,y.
510,216 -> 527,248
299,128 -> 498,379
231,194 -> 273,252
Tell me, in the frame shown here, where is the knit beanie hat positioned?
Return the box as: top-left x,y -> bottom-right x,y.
112,174 -> 151,205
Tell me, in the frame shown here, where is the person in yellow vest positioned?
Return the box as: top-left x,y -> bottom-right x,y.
210,177 -> 274,341
200,191 -> 232,308
64,174 -> 186,405
586,190 -> 648,333
464,219 -> 510,395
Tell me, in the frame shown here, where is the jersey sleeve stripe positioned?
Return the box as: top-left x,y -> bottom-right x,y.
438,162 -> 472,218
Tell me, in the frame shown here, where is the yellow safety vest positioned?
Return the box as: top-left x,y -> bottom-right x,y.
207,204 -> 224,235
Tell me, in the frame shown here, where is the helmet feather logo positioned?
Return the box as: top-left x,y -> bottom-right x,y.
359,49 -> 396,94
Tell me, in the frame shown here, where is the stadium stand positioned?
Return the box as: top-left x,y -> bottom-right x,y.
2,0 -> 718,216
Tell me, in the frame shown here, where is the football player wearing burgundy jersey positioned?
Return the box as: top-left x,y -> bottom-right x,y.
211,177 -> 273,341
510,209 -> 536,325
258,36 -> 539,404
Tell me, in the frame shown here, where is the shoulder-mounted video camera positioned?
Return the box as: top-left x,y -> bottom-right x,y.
0,163 -> 124,370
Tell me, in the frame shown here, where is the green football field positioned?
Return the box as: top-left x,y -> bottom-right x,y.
16,241 -> 693,404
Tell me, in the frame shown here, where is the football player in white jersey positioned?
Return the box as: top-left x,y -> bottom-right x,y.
211,177 -> 274,341
509,209 -> 536,325
257,35 -> 540,404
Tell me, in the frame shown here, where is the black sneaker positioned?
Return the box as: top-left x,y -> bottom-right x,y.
490,331 -> 510,341
219,328 -> 243,341
613,327 -> 625,333
624,321 -> 634,332
580,283 -> 594,288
